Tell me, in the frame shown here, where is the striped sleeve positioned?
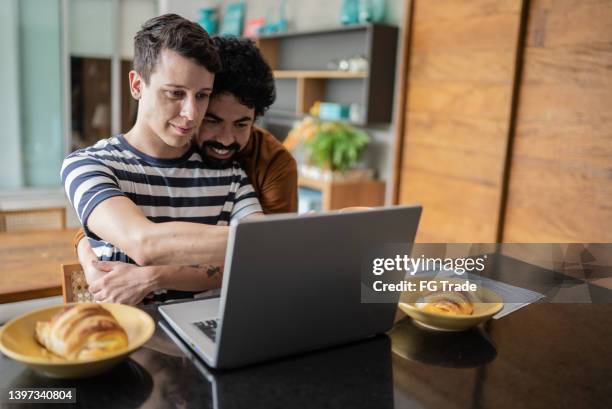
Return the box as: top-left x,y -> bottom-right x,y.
230,170 -> 262,222
60,152 -> 126,237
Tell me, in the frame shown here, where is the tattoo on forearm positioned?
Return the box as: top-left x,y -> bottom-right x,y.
188,264 -> 222,279
207,266 -> 221,278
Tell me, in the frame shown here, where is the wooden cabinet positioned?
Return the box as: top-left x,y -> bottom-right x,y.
299,176 -> 385,211
501,0 -> 612,243
393,0 -> 612,243
393,0 -> 523,243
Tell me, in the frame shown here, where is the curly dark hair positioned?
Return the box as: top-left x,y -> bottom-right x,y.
211,36 -> 276,117
134,14 -> 221,84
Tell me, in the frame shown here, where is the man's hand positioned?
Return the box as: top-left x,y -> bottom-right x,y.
77,237 -> 106,286
82,257 -> 107,287
88,261 -> 158,305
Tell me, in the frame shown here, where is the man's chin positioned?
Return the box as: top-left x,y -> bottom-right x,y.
200,152 -> 236,169
160,134 -> 193,149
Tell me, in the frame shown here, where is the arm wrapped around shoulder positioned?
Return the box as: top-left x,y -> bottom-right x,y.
35,303 -> 128,360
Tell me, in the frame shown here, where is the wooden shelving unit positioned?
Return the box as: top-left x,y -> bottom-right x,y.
298,175 -> 385,211
272,71 -> 368,115
256,24 -> 398,126
273,70 -> 368,79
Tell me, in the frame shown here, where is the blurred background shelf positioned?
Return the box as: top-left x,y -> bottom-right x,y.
273,70 -> 368,79
257,23 -> 398,128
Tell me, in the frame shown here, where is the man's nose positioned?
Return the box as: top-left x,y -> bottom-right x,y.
217,124 -> 235,145
179,97 -> 198,122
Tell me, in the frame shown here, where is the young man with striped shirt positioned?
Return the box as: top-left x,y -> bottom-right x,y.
62,15 -> 270,304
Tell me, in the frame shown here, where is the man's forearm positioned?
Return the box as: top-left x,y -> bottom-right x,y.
152,263 -> 223,292
138,221 -> 229,266
88,196 -> 229,266
77,219 -> 225,290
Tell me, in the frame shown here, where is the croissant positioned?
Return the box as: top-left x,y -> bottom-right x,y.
418,291 -> 475,316
35,303 -> 128,360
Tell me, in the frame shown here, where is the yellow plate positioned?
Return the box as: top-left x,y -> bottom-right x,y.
0,303 -> 155,378
398,278 -> 504,332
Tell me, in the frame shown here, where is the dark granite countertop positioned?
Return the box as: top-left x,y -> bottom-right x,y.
1,254 -> 611,409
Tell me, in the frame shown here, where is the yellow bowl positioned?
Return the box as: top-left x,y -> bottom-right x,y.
0,303 -> 155,379
398,278 -> 504,332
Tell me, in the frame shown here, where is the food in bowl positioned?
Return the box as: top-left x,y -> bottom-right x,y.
35,303 -> 128,360
416,291 -> 478,316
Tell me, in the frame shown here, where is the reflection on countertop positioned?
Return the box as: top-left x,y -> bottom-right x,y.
390,317 -> 497,368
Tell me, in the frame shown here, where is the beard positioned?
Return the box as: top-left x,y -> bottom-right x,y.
199,140 -> 241,169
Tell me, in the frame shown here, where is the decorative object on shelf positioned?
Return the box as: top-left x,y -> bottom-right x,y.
243,17 -> 265,38
219,2 -> 245,37
349,103 -> 363,123
370,0 -> 386,22
198,7 -> 218,35
306,122 -> 369,173
341,0 -> 359,25
338,58 -> 350,71
326,55 -> 368,72
319,102 -> 350,121
348,54 -> 369,72
258,0 -> 288,35
357,0 -> 385,23
358,0 -> 372,23
309,101 -> 321,117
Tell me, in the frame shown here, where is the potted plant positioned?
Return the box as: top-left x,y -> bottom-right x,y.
305,121 -> 369,173
284,117 -> 372,181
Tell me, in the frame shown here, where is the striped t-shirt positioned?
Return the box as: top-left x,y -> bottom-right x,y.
61,134 -> 262,263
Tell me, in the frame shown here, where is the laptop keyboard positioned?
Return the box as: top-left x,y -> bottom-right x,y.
193,319 -> 219,342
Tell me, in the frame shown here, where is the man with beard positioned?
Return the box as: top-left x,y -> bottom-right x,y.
198,35 -> 297,214
70,34 -> 297,304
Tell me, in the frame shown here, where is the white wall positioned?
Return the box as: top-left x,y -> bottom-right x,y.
70,0 -> 157,59
120,0 -> 159,58
69,0 -> 113,57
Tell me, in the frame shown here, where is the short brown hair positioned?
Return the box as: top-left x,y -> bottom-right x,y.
133,13 -> 221,84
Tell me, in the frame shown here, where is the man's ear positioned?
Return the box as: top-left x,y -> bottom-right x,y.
129,70 -> 143,100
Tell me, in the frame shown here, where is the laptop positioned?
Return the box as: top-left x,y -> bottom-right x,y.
159,205 -> 421,369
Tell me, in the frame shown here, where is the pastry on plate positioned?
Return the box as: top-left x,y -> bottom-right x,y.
35,303 -> 128,360
417,291 -> 476,316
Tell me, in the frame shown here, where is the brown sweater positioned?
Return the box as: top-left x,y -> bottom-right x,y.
73,126 -> 298,249
236,126 -> 298,214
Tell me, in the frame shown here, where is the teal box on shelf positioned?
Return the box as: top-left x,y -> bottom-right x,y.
198,8 -> 218,35
319,103 -> 350,121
